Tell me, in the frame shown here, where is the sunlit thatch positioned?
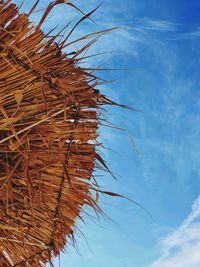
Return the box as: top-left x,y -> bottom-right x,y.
0,1 -> 122,266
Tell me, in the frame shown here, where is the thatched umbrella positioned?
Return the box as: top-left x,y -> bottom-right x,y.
0,0 -> 123,266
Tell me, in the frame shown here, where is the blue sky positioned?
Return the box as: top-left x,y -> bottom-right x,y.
14,1 -> 200,266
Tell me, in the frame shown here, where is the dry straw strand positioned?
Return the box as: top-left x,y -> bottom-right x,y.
0,1 -> 122,266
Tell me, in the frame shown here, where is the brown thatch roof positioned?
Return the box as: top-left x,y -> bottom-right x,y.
0,1 -> 121,266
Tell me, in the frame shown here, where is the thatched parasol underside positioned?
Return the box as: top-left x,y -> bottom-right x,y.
0,1 -> 120,266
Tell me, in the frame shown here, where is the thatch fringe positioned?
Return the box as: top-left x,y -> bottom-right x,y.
0,0 -> 121,266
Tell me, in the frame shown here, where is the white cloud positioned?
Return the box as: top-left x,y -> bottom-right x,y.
178,26 -> 200,39
136,19 -> 181,32
149,196 -> 200,267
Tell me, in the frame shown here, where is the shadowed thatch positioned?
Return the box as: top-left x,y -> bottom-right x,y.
0,0 -> 122,266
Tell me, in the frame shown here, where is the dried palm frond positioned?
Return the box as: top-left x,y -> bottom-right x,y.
0,1 -> 122,266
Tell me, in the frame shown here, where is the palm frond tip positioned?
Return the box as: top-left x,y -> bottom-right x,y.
0,1 -> 124,266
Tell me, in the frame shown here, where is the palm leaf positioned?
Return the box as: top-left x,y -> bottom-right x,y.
0,1 -> 124,266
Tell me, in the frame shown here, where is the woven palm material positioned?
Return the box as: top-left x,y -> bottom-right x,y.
0,1 -> 117,265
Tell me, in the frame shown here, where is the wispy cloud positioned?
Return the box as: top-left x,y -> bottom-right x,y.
178,26 -> 200,39
136,18 -> 181,32
149,196 -> 200,267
